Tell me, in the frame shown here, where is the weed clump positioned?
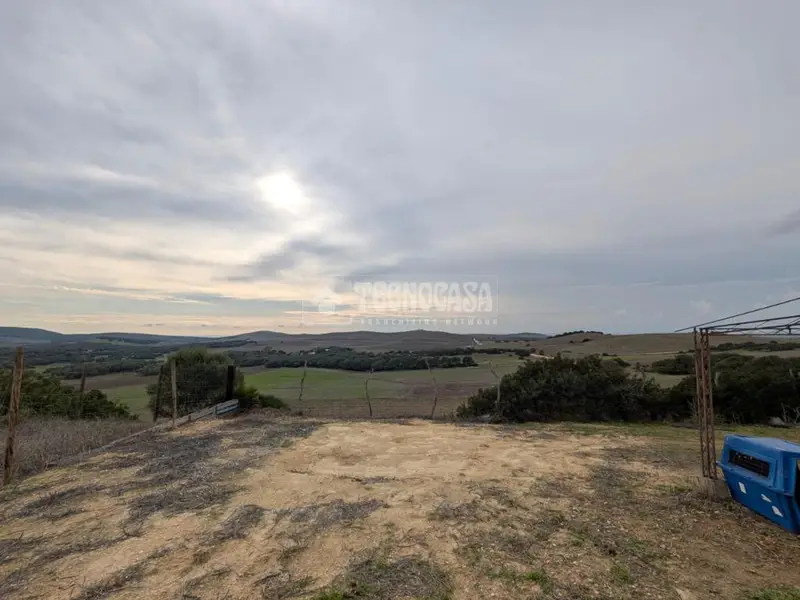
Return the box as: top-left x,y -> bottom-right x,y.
318,553 -> 452,600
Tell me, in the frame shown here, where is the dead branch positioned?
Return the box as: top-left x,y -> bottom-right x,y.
488,361 -> 501,408
364,369 -> 374,418
298,360 -> 308,405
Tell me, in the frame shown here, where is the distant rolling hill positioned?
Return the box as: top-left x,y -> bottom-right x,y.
0,327 -> 66,345
228,330 -> 484,351
0,327 -> 214,347
0,327 -> 547,351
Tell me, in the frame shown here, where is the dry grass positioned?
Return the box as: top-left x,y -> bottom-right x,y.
13,483 -> 103,521
0,534 -> 45,565
0,417 -> 148,481
259,571 -> 314,599
276,499 -> 387,534
0,525 -> 134,598
73,546 -> 172,600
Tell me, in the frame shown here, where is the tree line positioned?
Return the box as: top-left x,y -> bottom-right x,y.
45,359 -> 163,380
229,347 -> 479,371
0,342 -> 184,369
714,340 -> 800,352
548,330 -> 605,339
8,342 -> 537,381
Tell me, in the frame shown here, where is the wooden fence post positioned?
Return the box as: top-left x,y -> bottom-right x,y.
171,361 -> 178,428
298,360 -> 308,406
152,364 -> 165,423
225,365 -> 236,402
3,348 -> 24,486
78,362 -> 87,418
425,358 -> 439,419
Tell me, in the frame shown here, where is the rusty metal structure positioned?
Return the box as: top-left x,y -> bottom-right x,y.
693,327 -> 716,478
678,299 -> 800,480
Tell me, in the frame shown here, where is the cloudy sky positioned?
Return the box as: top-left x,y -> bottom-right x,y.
1,0 -> 799,335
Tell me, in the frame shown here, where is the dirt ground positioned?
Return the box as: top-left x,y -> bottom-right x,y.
1,414 -> 798,600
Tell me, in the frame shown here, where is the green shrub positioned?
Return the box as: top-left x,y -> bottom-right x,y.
660,355 -> 800,424
233,384 -> 260,410
456,355 -> 682,423
0,370 -> 134,420
233,385 -> 287,411
256,394 -> 287,410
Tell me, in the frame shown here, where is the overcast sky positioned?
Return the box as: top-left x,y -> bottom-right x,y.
1,0 -> 799,335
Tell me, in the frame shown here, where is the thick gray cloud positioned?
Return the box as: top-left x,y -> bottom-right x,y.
1,0 -> 799,334
230,238 -> 359,282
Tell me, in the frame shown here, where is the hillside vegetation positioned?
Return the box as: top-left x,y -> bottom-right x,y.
0,369 -> 133,420
458,353 -> 800,425
5,328 -> 800,428
458,355 -> 677,422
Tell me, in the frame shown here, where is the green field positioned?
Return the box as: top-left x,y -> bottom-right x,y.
241,353 -> 524,418
77,351 -> 692,421
245,353 -> 522,399
105,384 -> 151,421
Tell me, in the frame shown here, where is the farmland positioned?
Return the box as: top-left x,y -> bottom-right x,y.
65,373 -> 157,421
1,414 -> 798,599
243,352 -> 523,418
57,332 -> 800,422
69,353 -> 525,422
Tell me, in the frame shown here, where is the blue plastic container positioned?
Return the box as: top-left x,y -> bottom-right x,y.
718,435 -> 800,534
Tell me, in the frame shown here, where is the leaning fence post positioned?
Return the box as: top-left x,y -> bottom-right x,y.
3,347 -> 24,486
170,360 -> 178,428
364,369 -> 374,418
425,358 -> 439,419
78,362 -> 87,418
488,361 -> 501,411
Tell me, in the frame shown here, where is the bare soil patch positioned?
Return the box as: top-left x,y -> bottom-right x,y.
0,415 -> 798,599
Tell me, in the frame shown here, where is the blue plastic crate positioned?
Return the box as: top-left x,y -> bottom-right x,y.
718,435 -> 800,534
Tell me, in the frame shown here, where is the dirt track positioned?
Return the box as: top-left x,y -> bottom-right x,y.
1,415 -> 798,599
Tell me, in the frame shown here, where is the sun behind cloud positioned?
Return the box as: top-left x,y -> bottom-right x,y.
255,171 -> 311,219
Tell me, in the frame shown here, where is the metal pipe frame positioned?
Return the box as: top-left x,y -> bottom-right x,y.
683,312 -> 800,480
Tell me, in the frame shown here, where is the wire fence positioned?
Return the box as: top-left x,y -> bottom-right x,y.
150,361 -> 237,422
0,348 -> 239,484
241,358 -> 516,420
1,347 -> 517,483
0,348 -> 150,484
282,397 -> 464,420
